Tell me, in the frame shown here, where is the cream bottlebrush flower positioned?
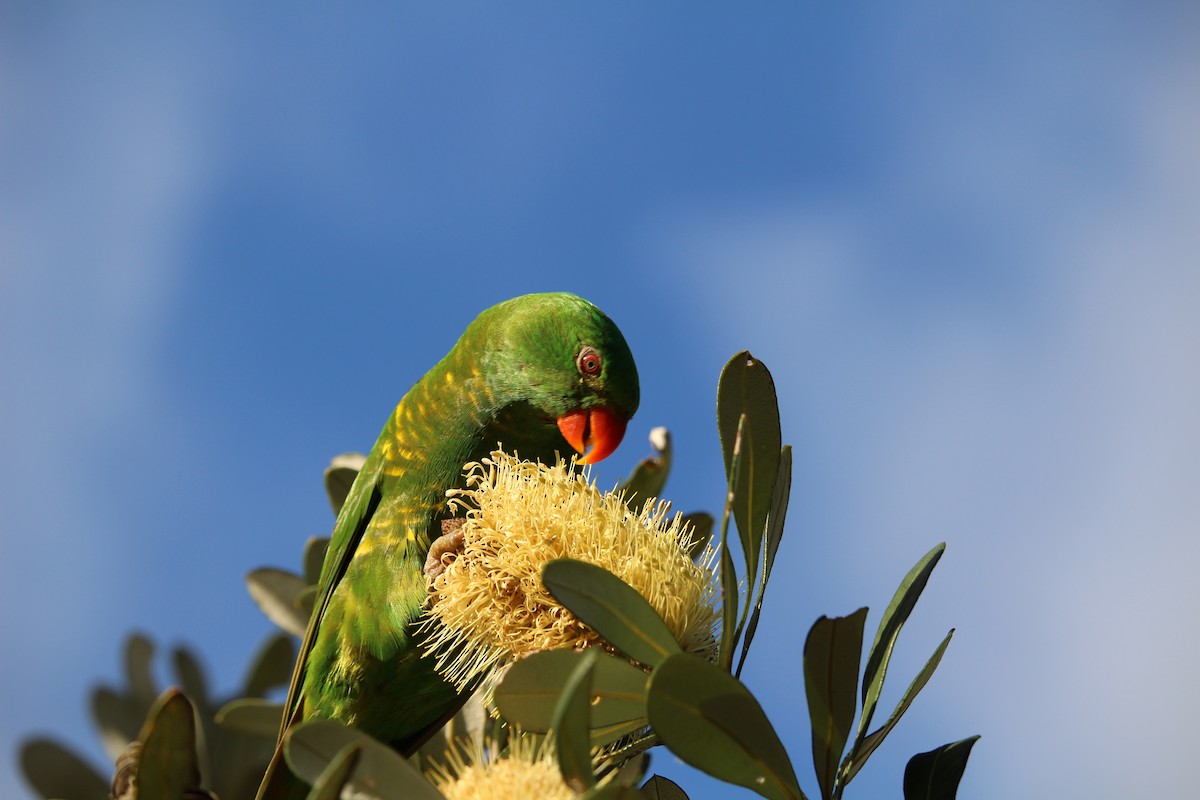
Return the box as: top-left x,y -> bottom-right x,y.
427,736 -> 576,800
421,451 -> 717,691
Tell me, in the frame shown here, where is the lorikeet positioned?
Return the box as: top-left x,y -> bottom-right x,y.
258,292 -> 639,797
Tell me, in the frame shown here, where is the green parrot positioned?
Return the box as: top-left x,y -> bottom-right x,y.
258,292 -> 639,797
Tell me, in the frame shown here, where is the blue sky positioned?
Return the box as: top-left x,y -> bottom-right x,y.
3,3 -> 1198,798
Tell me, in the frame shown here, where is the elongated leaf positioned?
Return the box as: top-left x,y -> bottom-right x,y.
581,785 -> 648,800
244,633 -> 297,698
737,445 -> 792,677
306,744 -> 362,800
647,653 -> 805,800
495,649 -> 648,745
303,536 -> 331,585
285,719 -> 445,800
555,650 -> 599,792
137,689 -> 201,800
92,686 -> 142,759
843,629 -> 955,785
296,585 -> 319,619
681,512 -> 714,562
543,559 -> 680,668
617,427 -> 672,510
717,352 -> 781,587
324,453 -> 366,515
18,739 -> 109,800
803,609 -> 866,800
246,568 -> 310,637
719,545 -> 739,671
640,774 -> 690,799
172,647 -> 209,711
125,633 -> 158,707
215,698 -> 284,737
903,736 -> 980,800
853,544 -> 945,750
718,415 -> 746,670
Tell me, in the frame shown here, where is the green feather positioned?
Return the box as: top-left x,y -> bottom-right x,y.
257,293 -> 638,798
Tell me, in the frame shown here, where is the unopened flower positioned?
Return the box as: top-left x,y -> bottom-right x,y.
427,736 -> 575,800
421,451 -> 717,691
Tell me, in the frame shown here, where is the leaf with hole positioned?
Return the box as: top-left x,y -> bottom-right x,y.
543,559 -> 680,668
647,653 -> 805,800
717,351 -> 781,587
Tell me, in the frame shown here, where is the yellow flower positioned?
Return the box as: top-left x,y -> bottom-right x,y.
428,736 -> 575,800
421,451 -> 717,691
429,734 -> 578,800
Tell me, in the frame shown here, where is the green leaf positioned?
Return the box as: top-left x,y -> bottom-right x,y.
581,785 -> 648,800
18,739 -> 109,800
172,647 -> 209,711
802,609 -> 867,800
646,653 -> 805,800
296,585 -> 319,619
244,633 -> 298,698
285,719 -> 446,800
640,774 -> 690,799
246,567 -> 311,637
717,415 -> 746,670
215,698 -> 284,737
137,689 -> 201,800
542,559 -> 681,668
843,630 -> 955,785
717,351 -> 782,590
306,744 -> 362,800
616,427 -> 672,510
903,736 -> 980,800
554,650 -> 599,792
681,512 -> 714,562
736,446 -> 792,678
719,544 -> 739,671
324,453 -> 366,515
303,536 -> 331,585
494,649 -> 649,746
125,633 -> 158,707
853,544 -> 945,752
91,686 -> 142,760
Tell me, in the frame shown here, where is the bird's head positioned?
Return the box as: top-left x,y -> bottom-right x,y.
478,293 -> 639,465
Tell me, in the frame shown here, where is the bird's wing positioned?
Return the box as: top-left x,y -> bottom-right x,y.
256,457 -> 384,800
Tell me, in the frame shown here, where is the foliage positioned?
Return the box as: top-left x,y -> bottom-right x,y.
17,352 -> 977,800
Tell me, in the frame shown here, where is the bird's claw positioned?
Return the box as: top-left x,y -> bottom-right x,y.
424,519 -> 465,584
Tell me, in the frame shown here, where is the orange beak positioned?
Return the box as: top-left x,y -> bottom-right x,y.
556,406 -> 628,465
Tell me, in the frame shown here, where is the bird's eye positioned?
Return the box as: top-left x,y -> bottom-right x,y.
577,346 -> 603,376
